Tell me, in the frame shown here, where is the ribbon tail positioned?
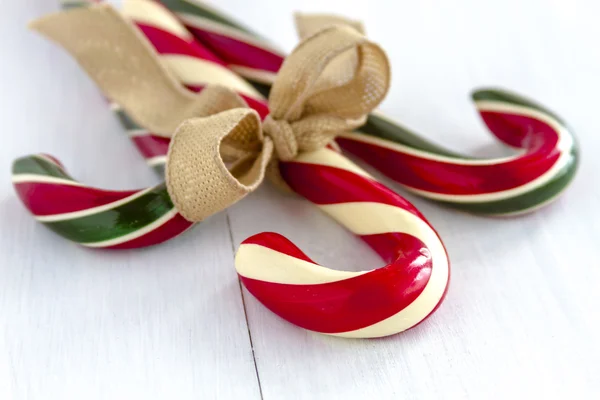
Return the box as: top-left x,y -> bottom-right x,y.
30,4 -> 244,137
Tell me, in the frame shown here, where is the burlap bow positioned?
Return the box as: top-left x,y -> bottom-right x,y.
31,5 -> 390,222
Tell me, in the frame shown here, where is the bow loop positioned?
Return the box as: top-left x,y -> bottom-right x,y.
261,23 -> 390,161
166,108 -> 272,222
267,24 -> 389,123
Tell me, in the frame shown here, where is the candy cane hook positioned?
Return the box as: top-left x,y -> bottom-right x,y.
12,154 -> 193,248
238,148 -> 450,337
338,90 -> 578,215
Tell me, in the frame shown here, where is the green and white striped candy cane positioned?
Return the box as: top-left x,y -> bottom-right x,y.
12,154 -> 193,249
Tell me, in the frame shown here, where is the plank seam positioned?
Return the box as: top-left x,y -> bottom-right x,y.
226,211 -> 264,399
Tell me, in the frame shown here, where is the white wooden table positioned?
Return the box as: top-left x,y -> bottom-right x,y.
2,1 -> 599,399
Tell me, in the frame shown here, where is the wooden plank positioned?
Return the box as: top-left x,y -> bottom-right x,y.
224,0 -> 600,398
0,2 -> 261,399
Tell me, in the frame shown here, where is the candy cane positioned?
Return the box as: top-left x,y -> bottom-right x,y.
160,0 -> 579,215
237,147 -> 449,338
12,154 -> 193,248
339,93 -> 578,215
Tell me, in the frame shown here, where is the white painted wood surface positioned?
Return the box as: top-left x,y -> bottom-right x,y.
1,0 -> 599,399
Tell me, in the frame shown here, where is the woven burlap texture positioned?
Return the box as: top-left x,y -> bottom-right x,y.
31,5 -> 391,222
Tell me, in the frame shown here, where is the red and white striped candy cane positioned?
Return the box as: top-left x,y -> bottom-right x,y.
238,148 -> 449,337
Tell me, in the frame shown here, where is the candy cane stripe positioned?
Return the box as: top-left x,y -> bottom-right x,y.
292,147 -> 373,179
123,0 -> 192,39
115,109 -> 140,131
130,134 -> 170,157
147,155 -> 169,167
229,65 -> 278,86
13,155 -> 74,179
159,0 -> 284,79
429,158 -> 578,215
14,182 -> 137,216
12,175 -> 83,186
281,160 -> 419,215
400,150 -> 570,202
79,208 -> 180,248
100,211 -> 193,249
160,55 -> 261,98
241,232 -> 317,264
344,101 -> 566,166
164,0 -> 256,35
43,185 -> 174,244
176,12 -> 283,55
236,244 -> 366,285
156,0 -> 285,75
135,23 -> 224,63
177,13 -> 284,74
34,187 -> 156,222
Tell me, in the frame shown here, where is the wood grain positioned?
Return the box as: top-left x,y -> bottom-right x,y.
1,0 -> 599,399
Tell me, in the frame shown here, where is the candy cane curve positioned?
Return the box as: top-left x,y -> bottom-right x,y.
11,154 -> 193,249
159,0 -> 579,215
339,91 -> 579,216
238,147 -> 450,338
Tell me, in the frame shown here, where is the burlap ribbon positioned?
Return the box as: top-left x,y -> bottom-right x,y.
31,5 -> 390,222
